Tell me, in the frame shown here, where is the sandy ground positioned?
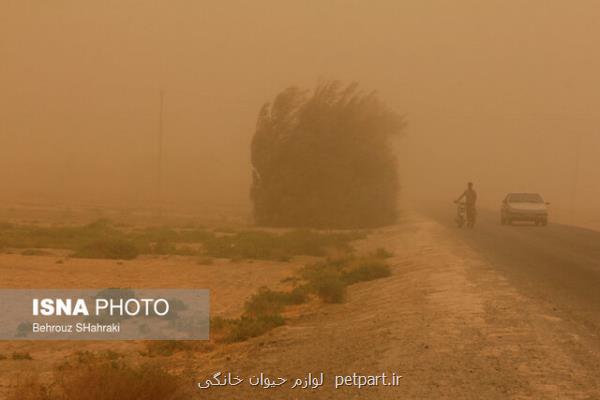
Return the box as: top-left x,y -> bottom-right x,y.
191,213 -> 600,399
1,213 -> 599,399
0,252 -> 306,395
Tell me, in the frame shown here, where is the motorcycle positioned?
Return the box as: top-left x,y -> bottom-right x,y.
454,201 -> 475,228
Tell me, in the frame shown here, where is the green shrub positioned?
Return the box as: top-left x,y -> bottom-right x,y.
73,238 -> 139,260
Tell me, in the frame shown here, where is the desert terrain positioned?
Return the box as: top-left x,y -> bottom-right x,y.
1,210 -> 599,399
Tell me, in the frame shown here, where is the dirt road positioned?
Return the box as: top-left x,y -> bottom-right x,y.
195,213 -> 600,399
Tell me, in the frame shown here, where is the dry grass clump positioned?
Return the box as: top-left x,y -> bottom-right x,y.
371,247 -> 394,259
72,237 -> 139,260
210,255 -> 392,343
144,340 -> 193,356
300,256 -> 392,303
243,286 -> 309,316
9,356 -> 186,400
11,351 -> 33,360
211,314 -> 286,343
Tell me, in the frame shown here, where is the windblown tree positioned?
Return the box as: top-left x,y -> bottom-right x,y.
251,81 -> 404,228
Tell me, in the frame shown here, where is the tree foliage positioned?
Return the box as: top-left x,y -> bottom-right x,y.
250,81 -> 404,228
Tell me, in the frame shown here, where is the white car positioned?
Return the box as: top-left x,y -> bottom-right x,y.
501,193 -> 549,226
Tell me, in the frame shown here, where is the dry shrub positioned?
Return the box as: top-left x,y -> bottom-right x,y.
11,351 -> 33,360
9,359 -> 186,400
341,259 -> 391,284
243,286 -> 309,316
143,340 -> 193,357
210,313 -> 286,344
311,273 -> 347,303
72,238 -> 139,260
225,314 -> 285,343
300,256 -> 392,303
372,247 -> 394,259
141,340 -> 214,358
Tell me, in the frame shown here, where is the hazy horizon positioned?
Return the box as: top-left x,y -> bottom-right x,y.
2,1 -> 599,226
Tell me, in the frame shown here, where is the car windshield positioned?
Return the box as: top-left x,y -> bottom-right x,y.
509,193 -> 544,203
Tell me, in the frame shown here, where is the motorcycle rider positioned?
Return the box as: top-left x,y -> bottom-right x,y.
456,182 -> 477,227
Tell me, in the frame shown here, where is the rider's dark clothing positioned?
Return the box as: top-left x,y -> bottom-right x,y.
458,188 -> 477,225
458,188 -> 477,206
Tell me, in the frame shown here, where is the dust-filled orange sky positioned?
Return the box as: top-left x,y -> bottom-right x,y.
1,1 -> 599,224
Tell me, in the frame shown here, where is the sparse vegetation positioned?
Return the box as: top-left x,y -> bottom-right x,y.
73,238 -> 139,260
143,340 -> 193,357
209,316 -> 230,334
210,293 -> 289,343
73,350 -> 122,364
341,259 -> 392,284
0,219 -> 363,260
312,273 -> 347,303
372,247 -> 394,259
196,256 -> 214,265
130,227 -> 212,256
224,314 -> 286,343
11,351 -> 33,360
9,358 -> 186,400
140,340 -> 214,358
300,256 -> 392,303
244,286 -> 309,316
209,285 -> 307,343
203,229 -> 364,260
21,249 -> 51,256
0,219 -> 118,250
212,254 -> 392,343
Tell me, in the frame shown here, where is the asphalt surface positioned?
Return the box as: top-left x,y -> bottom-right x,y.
427,206 -> 600,338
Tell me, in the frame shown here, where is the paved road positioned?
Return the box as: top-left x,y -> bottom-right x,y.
427,206 -> 600,337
